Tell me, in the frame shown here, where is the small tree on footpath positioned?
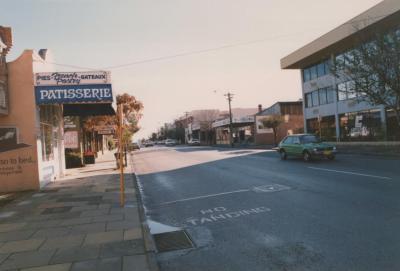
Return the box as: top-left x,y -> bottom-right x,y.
261,115 -> 283,146
116,93 -> 144,146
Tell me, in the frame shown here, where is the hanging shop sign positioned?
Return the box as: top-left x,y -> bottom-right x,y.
34,84 -> 113,104
35,71 -> 110,86
97,128 -> 114,135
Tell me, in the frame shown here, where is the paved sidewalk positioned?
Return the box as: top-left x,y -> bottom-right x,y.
0,151 -> 153,271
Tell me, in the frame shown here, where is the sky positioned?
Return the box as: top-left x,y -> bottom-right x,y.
1,0 -> 382,139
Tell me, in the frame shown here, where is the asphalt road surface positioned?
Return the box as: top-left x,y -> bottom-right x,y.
132,146 -> 400,271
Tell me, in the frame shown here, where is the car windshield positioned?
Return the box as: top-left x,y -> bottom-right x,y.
301,135 -> 320,144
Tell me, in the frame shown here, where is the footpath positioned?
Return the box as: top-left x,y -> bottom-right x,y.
0,151 -> 156,271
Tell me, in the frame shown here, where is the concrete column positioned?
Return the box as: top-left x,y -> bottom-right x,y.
335,114 -> 340,141
300,71 -> 307,133
380,105 -> 387,140
331,54 -> 340,142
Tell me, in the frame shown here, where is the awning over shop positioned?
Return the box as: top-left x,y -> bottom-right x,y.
63,103 -> 115,117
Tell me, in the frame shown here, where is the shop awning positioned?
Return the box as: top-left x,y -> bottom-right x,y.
63,103 -> 115,117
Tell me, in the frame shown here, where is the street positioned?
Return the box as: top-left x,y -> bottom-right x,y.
132,146 -> 400,271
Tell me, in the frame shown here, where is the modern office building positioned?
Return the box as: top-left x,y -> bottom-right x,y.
281,0 -> 400,141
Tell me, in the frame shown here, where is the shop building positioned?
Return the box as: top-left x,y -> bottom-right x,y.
212,108 -> 258,145
255,102 -> 303,145
0,27 -> 115,192
280,0 -> 400,141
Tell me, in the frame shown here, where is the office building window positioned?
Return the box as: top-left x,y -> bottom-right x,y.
312,91 -> 319,107
319,88 -> 327,105
302,59 -> 330,82
305,86 -> 335,108
305,93 -> 312,108
327,87 -> 335,103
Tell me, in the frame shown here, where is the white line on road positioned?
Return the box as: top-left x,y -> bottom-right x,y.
159,189 -> 251,206
308,167 -> 392,180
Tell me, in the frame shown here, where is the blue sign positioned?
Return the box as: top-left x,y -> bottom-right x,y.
34,84 -> 113,104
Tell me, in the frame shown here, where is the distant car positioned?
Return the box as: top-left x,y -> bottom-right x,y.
165,139 -> 177,146
278,134 -> 337,161
188,139 -> 200,146
128,142 -> 140,151
144,141 -> 154,147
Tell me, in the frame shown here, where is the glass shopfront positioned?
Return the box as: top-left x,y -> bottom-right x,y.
339,110 -> 382,141
39,105 -> 62,161
306,115 -> 336,141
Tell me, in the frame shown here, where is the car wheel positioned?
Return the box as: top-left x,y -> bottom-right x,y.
303,151 -> 312,162
280,150 -> 287,160
327,155 -> 335,160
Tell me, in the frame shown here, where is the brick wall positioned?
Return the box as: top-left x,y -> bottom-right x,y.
255,115 -> 304,145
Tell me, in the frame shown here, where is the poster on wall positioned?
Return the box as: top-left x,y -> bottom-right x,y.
64,131 -> 79,149
0,127 -> 30,153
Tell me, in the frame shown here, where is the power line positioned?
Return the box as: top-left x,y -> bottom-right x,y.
32,12 -> 397,72
33,30 -> 325,71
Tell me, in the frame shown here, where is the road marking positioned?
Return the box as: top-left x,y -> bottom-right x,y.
252,184 -> 291,193
185,206 -> 271,226
159,189 -> 251,206
308,167 -> 392,180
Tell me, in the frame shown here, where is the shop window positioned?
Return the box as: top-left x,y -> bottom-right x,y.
339,110 -> 383,141
306,118 -> 319,134
39,105 -> 59,161
40,123 -> 53,161
386,109 -> 400,141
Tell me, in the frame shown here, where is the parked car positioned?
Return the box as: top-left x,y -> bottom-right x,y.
165,139 -> 177,146
144,141 -> 154,147
128,142 -> 140,151
188,139 -> 200,146
277,134 -> 337,161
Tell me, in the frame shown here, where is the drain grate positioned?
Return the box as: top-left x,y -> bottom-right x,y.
153,230 -> 194,252
42,206 -> 72,215
252,184 -> 291,193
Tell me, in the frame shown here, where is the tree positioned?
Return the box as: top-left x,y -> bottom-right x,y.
192,109 -> 220,145
116,93 -> 143,145
333,27 -> 400,137
261,115 -> 283,146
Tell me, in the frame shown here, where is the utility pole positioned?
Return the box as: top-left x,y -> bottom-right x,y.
224,92 -> 234,147
184,111 -> 190,144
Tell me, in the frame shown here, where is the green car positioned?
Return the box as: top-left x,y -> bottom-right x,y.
278,134 -> 337,161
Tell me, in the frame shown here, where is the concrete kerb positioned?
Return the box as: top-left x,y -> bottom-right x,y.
129,154 -> 160,271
